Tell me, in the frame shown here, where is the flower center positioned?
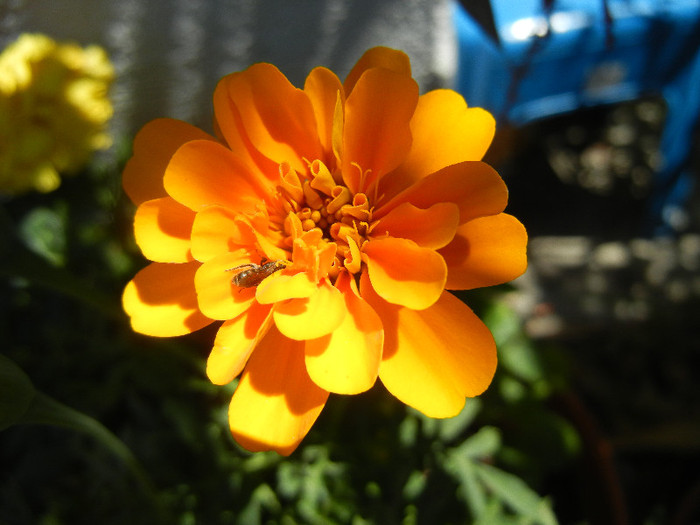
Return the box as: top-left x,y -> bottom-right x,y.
271,159 -> 377,281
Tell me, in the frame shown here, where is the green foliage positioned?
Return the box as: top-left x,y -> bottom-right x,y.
0,155 -> 570,525
0,354 -> 35,432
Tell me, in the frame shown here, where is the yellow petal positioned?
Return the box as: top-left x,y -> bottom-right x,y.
194,251 -> 257,321
342,68 -> 418,193
273,279 -> 346,340
123,118 -> 215,206
122,261 -> 212,337
376,161 -> 508,225
343,46 -> 412,95
367,287 -> 497,418
305,273 -> 383,394
372,202 -> 459,250
364,237 -> 446,310
216,63 -> 323,175
207,302 -> 273,385
190,205 -> 245,262
381,90 -> 495,198
228,326 -> 329,455
133,197 -> 194,263
255,271 -> 317,304
164,139 -> 269,213
442,213 -> 528,290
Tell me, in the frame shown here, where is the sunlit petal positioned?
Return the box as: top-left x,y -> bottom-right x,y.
364,285 -> 497,417
216,63 -> 323,174
194,251 -> 257,321
376,161 -> 508,224
207,302 -> 273,385
255,271 -> 317,304
273,279 -> 346,340
122,261 -> 212,337
364,237 -> 446,310
123,118 -> 216,205
189,206 -> 271,263
442,213 -> 528,290
229,327 -> 329,455
305,273 -> 383,394
133,197 -> 194,263
381,90 -> 495,198
304,66 -> 344,161
342,68 -> 418,193
343,46 -> 412,95
372,202 -> 459,250
164,139 -> 270,212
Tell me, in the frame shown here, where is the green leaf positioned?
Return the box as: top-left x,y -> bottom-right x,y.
499,337 -> 545,385
18,391 -> 156,496
457,426 -> 502,460
0,353 -> 36,431
403,470 -> 428,500
436,399 -> 482,443
0,236 -> 121,320
442,452 -> 486,518
238,484 -> 281,524
474,463 -> 558,525
442,427 -> 502,519
19,206 -> 67,266
482,301 -> 521,347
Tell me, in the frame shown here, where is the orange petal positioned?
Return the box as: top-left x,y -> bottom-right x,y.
305,272 -> 383,394
343,46 -> 412,95
122,261 -> 212,337
370,289 -> 497,418
228,326 -> 329,455
381,90 -> 495,198
164,140 -> 269,213
255,271 -> 317,304
207,302 -> 273,385
273,279 -> 346,340
342,68 -> 418,193
376,161 -> 508,225
213,75 -> 279,179
442,213 -> 528,290
194,251 -> 257,321
304,66 -> 344,161
364,237 -> 446,310
133,197 -> 194,263
215,64 -> 323,175
372,202 -> 459,250
123,118 -> 215,206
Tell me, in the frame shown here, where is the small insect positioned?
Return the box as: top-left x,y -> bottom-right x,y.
226,259 -> 287,288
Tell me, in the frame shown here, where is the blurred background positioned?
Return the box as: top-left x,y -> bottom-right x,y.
1,0 -> 700,523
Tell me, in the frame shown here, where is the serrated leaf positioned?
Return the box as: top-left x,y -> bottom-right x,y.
442,452 -> 486,517
474,463 -> 558,525
457,426 -> 502,460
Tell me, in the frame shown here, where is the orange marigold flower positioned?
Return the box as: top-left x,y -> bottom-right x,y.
122,47 -> 527,455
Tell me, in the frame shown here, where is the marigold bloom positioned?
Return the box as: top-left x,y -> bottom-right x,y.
123,47 -> 527,455
0,33 -> 113,194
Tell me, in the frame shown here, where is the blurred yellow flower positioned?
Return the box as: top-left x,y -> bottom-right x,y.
0,33 -> 114,194
123,47 -> 527,455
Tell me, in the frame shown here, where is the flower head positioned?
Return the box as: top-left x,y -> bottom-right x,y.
0,33 -> 114,194
123,47 -> 527,455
